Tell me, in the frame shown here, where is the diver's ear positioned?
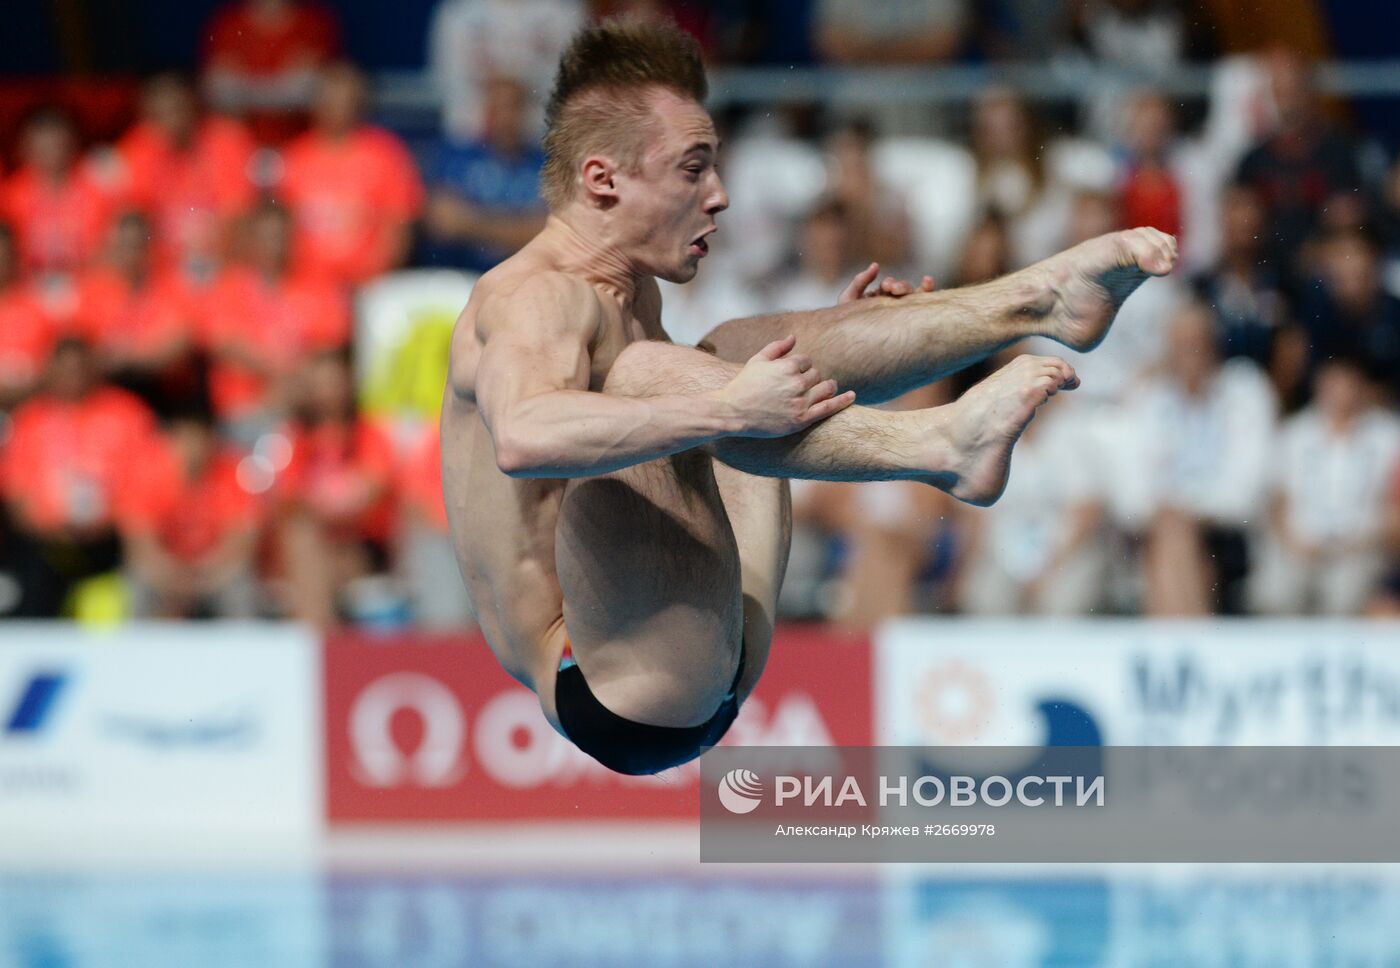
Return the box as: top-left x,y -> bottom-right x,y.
580,155 -> 621,208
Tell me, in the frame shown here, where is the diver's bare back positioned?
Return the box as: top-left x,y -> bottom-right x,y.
441,241 -> 738,707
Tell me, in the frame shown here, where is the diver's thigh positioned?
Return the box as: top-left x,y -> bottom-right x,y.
711,461 -> 790,701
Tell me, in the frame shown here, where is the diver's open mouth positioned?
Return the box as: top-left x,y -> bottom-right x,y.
690,228 -> 715,256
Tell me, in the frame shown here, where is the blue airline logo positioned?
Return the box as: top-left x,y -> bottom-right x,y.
4,671 -> 69,734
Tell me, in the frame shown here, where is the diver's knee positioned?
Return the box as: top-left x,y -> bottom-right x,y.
602,340 -> 682,395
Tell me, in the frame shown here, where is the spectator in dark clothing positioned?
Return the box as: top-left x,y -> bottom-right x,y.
1295,226 -> 1400,404
1192,183 -> 1290,369
1235,49 -> 1361,289
720,0 -> 817,66
420,76 -> 547,274
1378,152 -> 1400,275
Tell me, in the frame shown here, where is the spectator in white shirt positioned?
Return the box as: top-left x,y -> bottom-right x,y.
760,203 -> 943,624
823,120 -> 914,272
954,389 -> 1109,615
1109,301 -> 1278,614
970,88 -> 1117,267
427,0 -> 584,141
1250,354 -> 1400,615
766,199 -> 864,315
690,108 -> 827,286
971,87 -> 1067,267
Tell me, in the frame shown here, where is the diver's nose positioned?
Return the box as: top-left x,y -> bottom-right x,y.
707,176 -> 729,215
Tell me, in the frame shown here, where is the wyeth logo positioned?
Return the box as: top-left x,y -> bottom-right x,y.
718,768 -> 764,814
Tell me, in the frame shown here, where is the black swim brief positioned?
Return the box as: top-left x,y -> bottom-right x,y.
554,639 -> 745,776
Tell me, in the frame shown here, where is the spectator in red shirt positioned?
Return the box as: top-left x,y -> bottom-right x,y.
277,63 -> 424,285
1,107 -> 116,282
0,222 -> 55,410
276,348 -> 397,625
396,419 -> 475,629
0,338 -> 157,616
1117,90 -> 1183,241
118,410 -> 264,618
201,0 -> 342,143
115,74 -> 258,281
200,200 -> 351,441
72,212 -> 202,415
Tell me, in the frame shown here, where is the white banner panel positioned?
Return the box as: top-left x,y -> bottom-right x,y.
876,619 -> 1400,747
0,623 -> 322,851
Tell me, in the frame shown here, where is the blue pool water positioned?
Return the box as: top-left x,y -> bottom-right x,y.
4,869 -> 1400,967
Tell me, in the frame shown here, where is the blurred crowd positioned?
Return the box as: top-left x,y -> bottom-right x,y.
0,0 -> 1397,628
744,47 -> 1400,626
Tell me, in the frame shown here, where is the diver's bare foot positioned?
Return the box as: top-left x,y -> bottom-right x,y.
930,355 -> 1078,507
1033,228 -> 1179,352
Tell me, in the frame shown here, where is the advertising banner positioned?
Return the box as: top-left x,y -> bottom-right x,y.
0,623 -> 322,847
876,619 -> 1400,747
324,626 -> 873,822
